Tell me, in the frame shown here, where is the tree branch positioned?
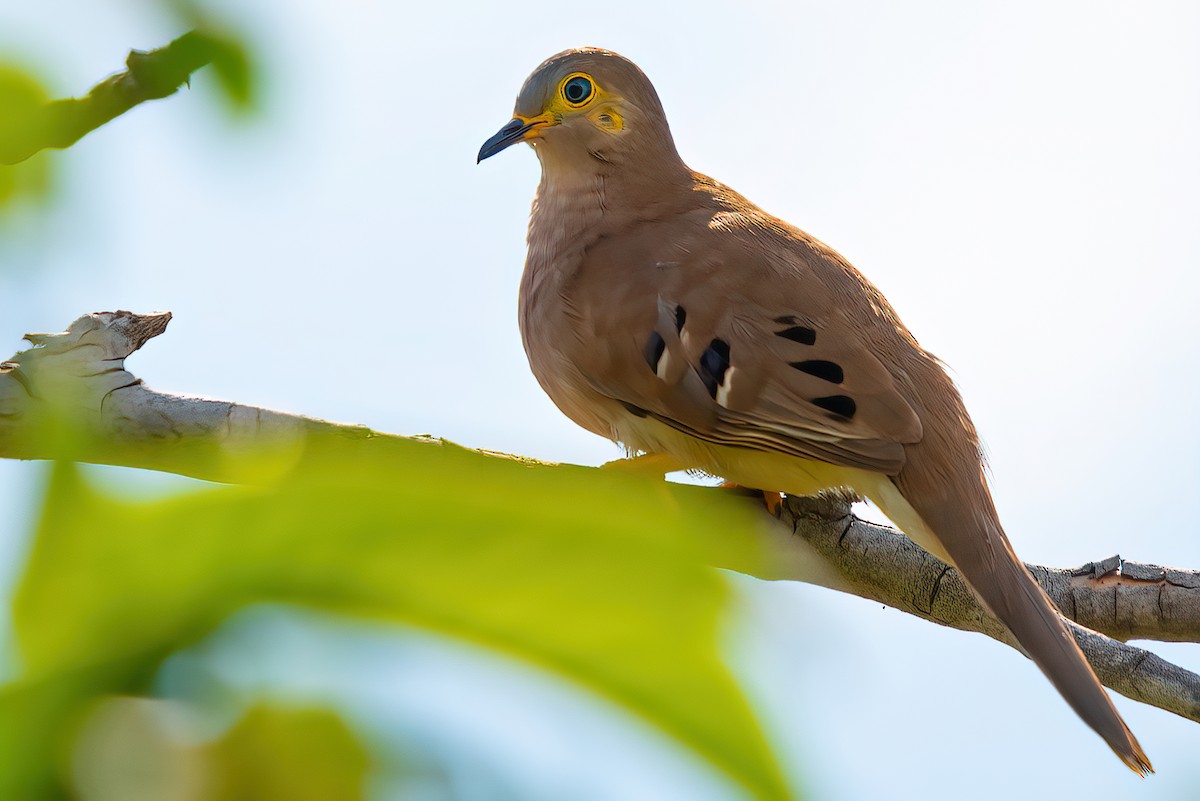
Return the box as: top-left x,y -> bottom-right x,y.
3,311 -> 1199,723
734,494 -> 1200,723
0,311 -> 443,483
0,31 -> 225,165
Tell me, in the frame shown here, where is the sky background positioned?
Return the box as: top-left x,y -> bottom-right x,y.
1,1 -> 1199,798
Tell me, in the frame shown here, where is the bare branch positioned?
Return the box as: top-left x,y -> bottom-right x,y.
732,494 -> 1200,724
3,311 -> 1199,724
0,311 -> 437,483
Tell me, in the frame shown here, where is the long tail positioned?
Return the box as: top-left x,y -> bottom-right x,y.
868,476 -> 1153,775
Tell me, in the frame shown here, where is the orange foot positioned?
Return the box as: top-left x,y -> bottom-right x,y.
719,482 -> 784,517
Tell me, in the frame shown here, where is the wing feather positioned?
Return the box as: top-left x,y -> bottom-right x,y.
570,204 -> 924,476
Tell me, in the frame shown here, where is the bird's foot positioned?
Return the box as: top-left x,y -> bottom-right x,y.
719,482 -> 784,518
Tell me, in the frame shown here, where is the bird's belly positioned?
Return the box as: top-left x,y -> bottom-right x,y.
614,410 -> 871,497
523,336 -> 628,443
614,410 -> 948,559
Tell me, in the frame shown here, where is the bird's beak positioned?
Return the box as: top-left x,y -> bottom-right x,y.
477,114 -> 552,163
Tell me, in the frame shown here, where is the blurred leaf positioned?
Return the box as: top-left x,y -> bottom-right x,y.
164,0 -> 255,111
68,697 -> 205,801
3,442 -> 792,799
0,31 -> 252,168
0,64 -> 50,142
62,697 -> 368,801
203,33 -> 253,111
0,66 -> 54,210
202,705 -> 369,801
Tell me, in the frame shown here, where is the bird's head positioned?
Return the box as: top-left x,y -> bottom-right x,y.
477,48 -> 682,177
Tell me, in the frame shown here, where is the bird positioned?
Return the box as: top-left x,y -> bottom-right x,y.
477,47 -> 1151,774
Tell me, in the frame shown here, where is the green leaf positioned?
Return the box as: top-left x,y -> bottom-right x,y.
0,66 -> 54,210
204,34 -> 253,111
5,442 -> 794,799
203,705 -> 370,801
163,0 -> 256,111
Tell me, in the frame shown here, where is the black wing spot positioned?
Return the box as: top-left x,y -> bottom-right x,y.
812,395 -> 857,420
791,359 -> 844,384
620,401 -> 648,418
776,325 -> 817,345
674,304 -> 687,333
698,338 -> 731,399
643,332 -> 665,374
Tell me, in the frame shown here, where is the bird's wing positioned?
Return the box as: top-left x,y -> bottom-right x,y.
568,207 -> 924,475
554,196 -> 1153,775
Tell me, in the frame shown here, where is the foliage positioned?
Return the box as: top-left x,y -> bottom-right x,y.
0,66 -> 54,209
1,441 -> 794,799
0,13 -> 802,800
0,22 -> 251,218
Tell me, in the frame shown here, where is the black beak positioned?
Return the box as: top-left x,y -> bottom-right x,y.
477,118 -> 540,163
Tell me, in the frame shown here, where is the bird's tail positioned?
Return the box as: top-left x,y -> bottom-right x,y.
868,477 -> 1153,775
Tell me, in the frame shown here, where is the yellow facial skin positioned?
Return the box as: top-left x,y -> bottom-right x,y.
521,73 -> 625,137
477,72 -> 624,162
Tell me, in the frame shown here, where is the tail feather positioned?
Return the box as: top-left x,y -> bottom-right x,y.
869,478 -> 1153,775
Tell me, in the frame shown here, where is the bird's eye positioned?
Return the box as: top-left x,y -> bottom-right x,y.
562,75 -> 594,106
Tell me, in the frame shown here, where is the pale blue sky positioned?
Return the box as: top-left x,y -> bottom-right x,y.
1,1 -> 1198,798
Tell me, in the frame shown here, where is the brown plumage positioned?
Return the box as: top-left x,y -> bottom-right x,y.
479,47 -> 1151,773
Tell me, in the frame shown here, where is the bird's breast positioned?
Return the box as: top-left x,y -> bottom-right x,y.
518,260 -> 630,443
519,192 -> 669,447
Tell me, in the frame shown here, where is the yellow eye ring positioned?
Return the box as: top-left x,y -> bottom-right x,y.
561,73 -> 596,107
